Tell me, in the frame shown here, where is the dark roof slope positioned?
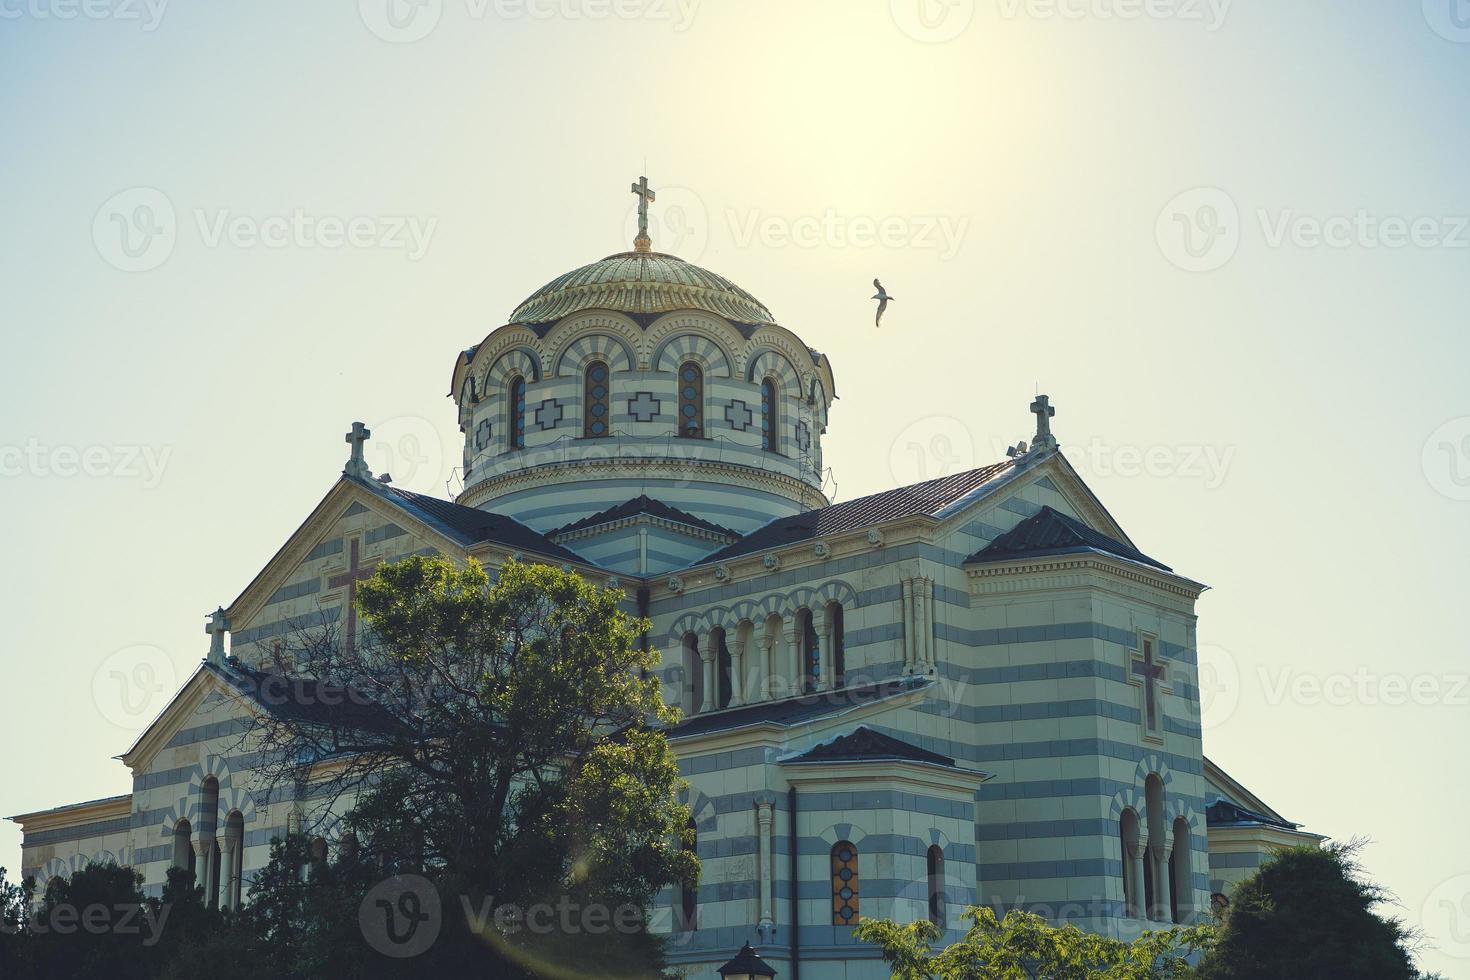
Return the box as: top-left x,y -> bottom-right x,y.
966,505 -> 1170,571
703,459 -> 1017,563
210,661 -> 404,735
784,725 -> 956,767
551,494 -> 737,539
666,678 -> 932,739
359,479 -> 585,563
1205,797 -> 1301,831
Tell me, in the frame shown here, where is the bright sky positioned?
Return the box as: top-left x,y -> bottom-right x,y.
2,1 -> 1468,973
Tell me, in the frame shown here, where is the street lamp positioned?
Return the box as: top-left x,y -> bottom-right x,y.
717,942 -> 777,979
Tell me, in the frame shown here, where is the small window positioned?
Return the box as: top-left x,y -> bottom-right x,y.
508,376 -> 526,450
760,378 -> 779,452
927,845 -> 945,926
677,362 -> 703,438
584,361 -> 611,438
678,819 -> 698,932
831,840 -> 860,926
801,610 -> 820,693
829,602 -> 846,689
714,628 -> 732,709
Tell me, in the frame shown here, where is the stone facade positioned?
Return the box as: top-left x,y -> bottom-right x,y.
10,218 -> 1319,979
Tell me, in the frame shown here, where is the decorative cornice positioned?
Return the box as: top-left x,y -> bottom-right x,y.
965,553 -> 1205,605
549,512 -> 738,546
456,456 -> 828,512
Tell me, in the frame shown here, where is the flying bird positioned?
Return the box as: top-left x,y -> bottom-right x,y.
871,279 -> 894,327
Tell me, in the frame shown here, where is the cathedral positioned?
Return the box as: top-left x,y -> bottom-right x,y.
12,181 -> 1320,978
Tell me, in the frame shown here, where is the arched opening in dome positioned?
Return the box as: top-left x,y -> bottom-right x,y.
760,377 -> 779,453
583,360 -> 611,439
677,361 -> 704,439
507,376 -> 526,451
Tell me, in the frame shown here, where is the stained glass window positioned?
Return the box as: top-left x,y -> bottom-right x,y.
831,841 -> 860,926
677,361 -> 703,438
508,376 -> 526,450
584,361 -> 610,438
760,378 -> 778,452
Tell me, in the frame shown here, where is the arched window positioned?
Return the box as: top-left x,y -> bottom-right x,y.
583,360 -> 611,438
831,840 -> 860,926
800,610 -> 820,693
200,776 -> 220,909
1170,816 -> 1191,923
172,819 -> 195,878
678,819 -> 698,932
507,376 -> 526,450
677,361 -> 703,438
1144,774 -> 1166,921
1119,807 -> 1142,918
682,633 -> 703,716
827,602 -> 846,689
223,811 -> 244,910
713,627 -> 733,710
760,378 -> 779,452
927,844 -> 945,926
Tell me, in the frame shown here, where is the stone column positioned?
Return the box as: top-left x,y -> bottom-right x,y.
699,637 -> 716,714
783,620 -> 800,695
1125,840 -> 1145,918
730,628 -> 746,708
901,578 -> 915,672
761,623 -> 776,702
1153,845 -> 1173,922
220,838 -> 239,910
812,606 -> 830,691
756,801 -> 775,939
913,578 -> 932,671
194,839 -> 217,909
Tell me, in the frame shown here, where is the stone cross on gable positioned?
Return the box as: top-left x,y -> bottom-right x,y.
344,421 -> 372,480
1129,634 -> 1170,734
206,607 -> 229,665
1029,395 -> 1057,452
630,175 -> 656,252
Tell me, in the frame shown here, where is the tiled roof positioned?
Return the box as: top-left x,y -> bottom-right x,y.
509,251 -> 777,326
212,661 -> 404,736
665,678 -> 932,739
966,505 -> 1170,571
702,459 -> 1018,563
550,494 -> 737,539
784,725 -> 957,768
1205,797 -> 1301,832
359,479 -> 585,563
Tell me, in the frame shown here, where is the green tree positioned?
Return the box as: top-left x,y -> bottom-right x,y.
0,866 -> 35,976
854,906 -> 1215,979
29,862 -> 155,980
1197,841 -> 1437,980
239,556 -> 696,979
